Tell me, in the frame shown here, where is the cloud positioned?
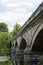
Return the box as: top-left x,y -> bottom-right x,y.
0,0 -> 43,32
5,3 -> 19,8
0,11 -> 32,31
5,2 -> 33,8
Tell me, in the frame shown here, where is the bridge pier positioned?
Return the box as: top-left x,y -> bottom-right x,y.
13,49 -> 41,65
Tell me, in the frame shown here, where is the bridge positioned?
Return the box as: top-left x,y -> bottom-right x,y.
11,2 -> 43,65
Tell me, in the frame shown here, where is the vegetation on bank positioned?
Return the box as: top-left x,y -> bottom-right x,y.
0,60 -> 13,65
0,23 -> 21,65
38,56 -> 43,65
0,32 -> 12,56
0,23 -> 21,56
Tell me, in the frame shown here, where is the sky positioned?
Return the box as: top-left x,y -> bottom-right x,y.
0,0 -> 43,32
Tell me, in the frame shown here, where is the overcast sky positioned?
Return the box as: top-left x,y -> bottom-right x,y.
0,0 -> 43,32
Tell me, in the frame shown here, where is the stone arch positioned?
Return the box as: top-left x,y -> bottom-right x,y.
14,41 -> 18,65
19,38 -> 27,50
15,41 -> 18,49
17,37 -> 22,48
23,35 -> 28,46
11,41 -> 14,47
19,38 -> 27,65
30,23 -> 43,53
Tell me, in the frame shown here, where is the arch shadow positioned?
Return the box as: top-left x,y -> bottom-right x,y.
31,29 -> 43,54
15,41 -> 18,49
19,38 -> 27,65
31,24 -> 43,51
19,38 -> 27,50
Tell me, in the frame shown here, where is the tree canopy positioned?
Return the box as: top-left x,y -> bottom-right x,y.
0,23 -> 21,64
0,23 -> 8,32
0,32 -> 12,55
11,23 -> 21,36
0,23 -> 21,55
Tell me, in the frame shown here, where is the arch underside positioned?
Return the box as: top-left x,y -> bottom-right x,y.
31,29 -> 43,54
27,25 -> 43,65
19,38 -> 27,65
15,41 -> 18,48
19,38 -> 27,50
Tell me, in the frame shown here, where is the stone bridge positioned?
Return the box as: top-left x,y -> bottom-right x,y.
11,2 -> 43,65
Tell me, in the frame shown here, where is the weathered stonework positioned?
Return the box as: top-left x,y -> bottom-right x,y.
11,2 -> 43,65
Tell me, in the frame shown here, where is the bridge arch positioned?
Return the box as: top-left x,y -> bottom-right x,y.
31,23 -> 43,53
15,41 -> 18,49
19,38 -> 27,65
19,38 -> 27,50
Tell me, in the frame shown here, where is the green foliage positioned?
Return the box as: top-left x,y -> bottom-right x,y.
0,23 -> 8,32
0,32 -> 12,56
0,60 -> 13,65
12,23 -> 21,36
0,23 -> 21,56
38,56 -> 43,65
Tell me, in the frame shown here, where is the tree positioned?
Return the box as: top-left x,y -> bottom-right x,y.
0,23 -> 8,32
0,32 -> 12,55
12,23 -> 21,36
